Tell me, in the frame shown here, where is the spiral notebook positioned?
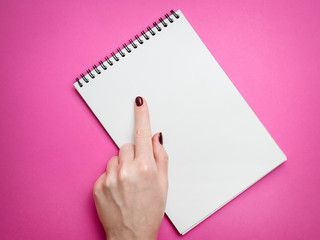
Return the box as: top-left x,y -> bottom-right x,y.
74,10 -> 286,234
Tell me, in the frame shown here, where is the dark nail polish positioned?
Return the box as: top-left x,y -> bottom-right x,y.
135,96 -> 143,106
159,132 -> 163,145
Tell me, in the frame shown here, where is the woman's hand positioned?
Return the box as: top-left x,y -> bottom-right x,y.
93,96 -> 168,240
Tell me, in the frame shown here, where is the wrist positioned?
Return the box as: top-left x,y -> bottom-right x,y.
107,236 -> 157,240
106,231 -> 158,240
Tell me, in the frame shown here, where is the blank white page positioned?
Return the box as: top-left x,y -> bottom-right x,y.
74,10 -> 286,235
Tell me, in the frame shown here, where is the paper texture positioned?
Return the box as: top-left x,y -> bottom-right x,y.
74,10 -> 286,234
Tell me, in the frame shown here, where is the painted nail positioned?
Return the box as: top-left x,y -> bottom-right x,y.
159,132 -> 163,145
135,96 -> 143,106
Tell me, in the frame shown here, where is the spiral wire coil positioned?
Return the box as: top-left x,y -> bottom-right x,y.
76,10 -> 179,87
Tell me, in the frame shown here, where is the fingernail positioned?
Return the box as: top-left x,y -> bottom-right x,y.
135,96 -> 143,106
159,132 -> 163,145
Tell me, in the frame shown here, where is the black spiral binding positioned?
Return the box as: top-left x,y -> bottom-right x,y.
76,10 -> 180,87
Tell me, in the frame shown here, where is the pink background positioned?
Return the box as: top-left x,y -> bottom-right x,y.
1,0 -> 319,239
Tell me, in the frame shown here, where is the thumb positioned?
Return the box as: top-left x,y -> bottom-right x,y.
152,132 -> 168,181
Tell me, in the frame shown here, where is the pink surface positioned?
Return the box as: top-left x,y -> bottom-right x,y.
0,0 -> 319,239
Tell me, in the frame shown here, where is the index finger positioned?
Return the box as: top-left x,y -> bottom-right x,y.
134,96 -> 153,158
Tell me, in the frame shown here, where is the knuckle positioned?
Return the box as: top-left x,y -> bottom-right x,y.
157,150 -> 168,162
93,180 -> 102,197
138,163 -> 156,177
135,128 -> 151,138
106,156 -> 118,171
105,176 -> 117,189
165,154 -> 169,162
118,165 -> 135,184
118,168 -> 129,182
161,151 -> 169,161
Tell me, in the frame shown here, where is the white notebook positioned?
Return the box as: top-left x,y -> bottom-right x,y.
74,10 -> 286,234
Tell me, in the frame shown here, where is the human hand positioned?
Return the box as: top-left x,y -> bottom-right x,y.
93,96 -> 168,240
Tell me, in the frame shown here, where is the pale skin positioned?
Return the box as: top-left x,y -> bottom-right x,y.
93,96 -> 168,240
